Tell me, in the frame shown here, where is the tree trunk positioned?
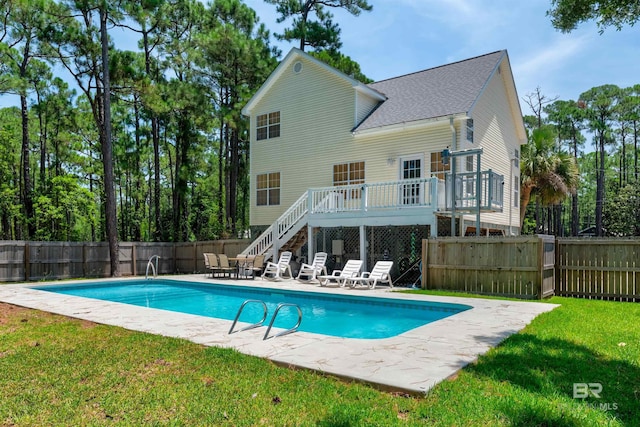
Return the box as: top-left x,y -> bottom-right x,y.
571,134 -> 579,235
20,94 -> 35,238
217,86 -> 225,231
519,183 -> 534,228
100,7 -> 120,276
571,194 -> 579,236
142,30 -> 162,242
595,132 -> 605,237
555,204 -> 563,236
634,121 -> 638,182
132,98 -> 142,241
228,78 -> 240,235
35,88 -> 47,193
299,3 -> 310,51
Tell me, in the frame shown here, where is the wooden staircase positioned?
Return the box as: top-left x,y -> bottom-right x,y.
279,227 -> 307,253
241,193 -> 309,259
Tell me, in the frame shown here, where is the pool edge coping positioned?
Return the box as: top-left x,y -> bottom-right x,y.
0,274 -> 560,394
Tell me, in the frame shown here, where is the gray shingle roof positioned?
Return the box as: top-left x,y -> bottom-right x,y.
355,50 -> 506,132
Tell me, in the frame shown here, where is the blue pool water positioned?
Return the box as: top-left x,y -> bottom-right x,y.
33,280 -> 471,339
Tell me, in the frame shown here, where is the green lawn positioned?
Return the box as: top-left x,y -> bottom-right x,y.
0,294 -> 638,426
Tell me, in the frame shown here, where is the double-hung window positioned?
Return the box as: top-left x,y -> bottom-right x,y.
256,111 -> 280,140
466,118 -> 474,143
256,172 -> 280,206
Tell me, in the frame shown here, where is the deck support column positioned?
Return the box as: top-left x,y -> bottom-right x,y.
430,177 -> 438,237
307,224 -> 314,265
359,225 -> 367,271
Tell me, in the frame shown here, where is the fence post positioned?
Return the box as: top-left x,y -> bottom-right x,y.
132,243 -> 137,277
24,242 -> 30,282
555,238 -> 560,296
536,236 -> 543,299
171,242 -> 178,274
422,239 -> 428,290
82,243 -> 87,277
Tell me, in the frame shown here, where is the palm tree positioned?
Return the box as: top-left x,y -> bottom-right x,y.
520,125 -> 580,229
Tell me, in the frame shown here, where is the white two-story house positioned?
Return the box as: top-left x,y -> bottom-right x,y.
241,48 -> 526,275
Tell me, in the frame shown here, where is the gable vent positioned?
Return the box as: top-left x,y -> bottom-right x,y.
293,61 -> 303,74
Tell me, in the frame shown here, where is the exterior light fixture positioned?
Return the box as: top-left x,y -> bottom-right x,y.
442,147 -> 450,165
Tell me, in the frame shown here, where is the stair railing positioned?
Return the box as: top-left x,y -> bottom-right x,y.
241,192 -> 308,257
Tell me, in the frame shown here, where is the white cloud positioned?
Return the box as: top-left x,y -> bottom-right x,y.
515,34 -> 588,87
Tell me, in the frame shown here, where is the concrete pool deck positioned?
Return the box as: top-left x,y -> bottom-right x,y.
0,275 -> 559,394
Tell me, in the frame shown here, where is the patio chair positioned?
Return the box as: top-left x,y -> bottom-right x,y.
203,253 -> 220,278
296,252 -> 328,283
318,259 -> 363,287
216,254 -> 237,278
203,252 -> 212,276
262,251 -> 293,281
347,261 -> 394,289
246,254 -> 265,279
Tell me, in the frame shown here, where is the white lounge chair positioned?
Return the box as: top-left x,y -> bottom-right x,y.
348,261 -> 394,289
318,259 -> 363,287
296,252 -> 328,283
262,251 -> 293,281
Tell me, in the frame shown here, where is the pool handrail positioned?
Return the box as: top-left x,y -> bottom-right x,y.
145,255 -> 160,280
263,303 -> 303,340
228,299 -> 269,334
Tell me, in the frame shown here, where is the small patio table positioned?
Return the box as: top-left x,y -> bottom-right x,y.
228,256 -> 255,279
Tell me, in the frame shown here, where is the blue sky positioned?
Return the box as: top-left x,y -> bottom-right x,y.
1,0 -> 638,116
245,0 -> 640,116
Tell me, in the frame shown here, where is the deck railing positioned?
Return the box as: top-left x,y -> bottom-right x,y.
243,172 -> 503,257
443,170 -> 503,212
309,177 -> 440,214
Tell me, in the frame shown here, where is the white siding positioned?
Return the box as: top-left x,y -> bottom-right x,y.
250,56 -> 356,226
355,91 -> 380,128
467,60 -> 523,232
354,124 -> 452,183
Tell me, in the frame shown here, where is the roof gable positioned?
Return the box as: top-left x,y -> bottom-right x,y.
242,48 -> 385,116
355,51 -> 510,133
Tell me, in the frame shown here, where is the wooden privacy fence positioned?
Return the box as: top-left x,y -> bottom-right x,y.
556,239 -> 640,302
422,235 -> 555,299
3,237 -> 639,301
0,240 -> 248,282
422,236 -> 640,301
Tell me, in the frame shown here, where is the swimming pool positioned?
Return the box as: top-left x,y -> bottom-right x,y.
33,279 -> 471,339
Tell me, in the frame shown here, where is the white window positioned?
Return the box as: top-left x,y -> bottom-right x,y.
514,175 -> 519,208
256,172 -> 280,206
466,155 -> 473,172
256,111 -> 280,141
466,118 -> 474,143
334,161 -> 365,199
514,149 -> 520,167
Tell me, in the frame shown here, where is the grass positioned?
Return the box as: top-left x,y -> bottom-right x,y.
1,293 -> 639,426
